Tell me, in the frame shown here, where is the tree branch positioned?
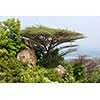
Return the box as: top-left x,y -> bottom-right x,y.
59,45 -> 78,50
60,48 -> 77,56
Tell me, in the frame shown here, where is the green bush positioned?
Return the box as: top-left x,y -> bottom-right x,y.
63,63 -> 75,83
88,66 -> 100,83
43,68 -> 62,82
0,58 -> 47,83
72,63 -> 87,82
21,66 -> 48,83
62,62 -> 87,83
0,18 -> 25,58
0,57 -> 27,82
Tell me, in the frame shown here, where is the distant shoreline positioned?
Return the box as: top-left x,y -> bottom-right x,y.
64,49 -> 100,61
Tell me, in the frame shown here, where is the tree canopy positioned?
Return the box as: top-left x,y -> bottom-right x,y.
23,25 -> 85,67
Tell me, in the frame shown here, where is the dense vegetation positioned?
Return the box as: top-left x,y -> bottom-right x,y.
0,18 -> 100,83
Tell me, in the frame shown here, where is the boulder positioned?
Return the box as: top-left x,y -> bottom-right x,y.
17,48 -> 37,66
55,65 -> 66,75
43,77 -> 52,82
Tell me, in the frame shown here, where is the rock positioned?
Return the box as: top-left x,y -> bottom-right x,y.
51,81 -> 59,83
43,77 -> 52,82
17,48 -> 37,66
43,77 -> 59,83
55,65 -> 66,75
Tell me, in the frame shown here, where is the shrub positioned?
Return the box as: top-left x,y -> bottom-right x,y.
0,18 -> 25,58
21,66 -> 48,83
63,62 -> 87,83
0,58 -> 46,83
72,63 -> 87,82
0,57 -> 27,82
63,63 -> 75,83
88,66 -> 100,83
43,68 -> 62,82
71,55 -> 97,79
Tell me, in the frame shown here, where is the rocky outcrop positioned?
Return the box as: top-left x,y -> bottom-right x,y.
55,65 -> 66,75
17,48 -> 37,66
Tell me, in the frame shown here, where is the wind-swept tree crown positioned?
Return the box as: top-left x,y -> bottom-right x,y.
23,25 -> 85,52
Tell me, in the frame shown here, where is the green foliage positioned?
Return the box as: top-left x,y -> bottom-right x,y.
33,45 -> 45,62
0,58 -> 47,83
63,62 -> 87,83
63,63 -> 75,83
0,18 -> 25,58
88,66 -> 100,83
20,66 -> 46,83
0,57 -> 27,82
34,45 -> 64,67
72,63 -> 87,82
0,56 -> 87,83
72,55 -> 97,79
43,68 -> 61,82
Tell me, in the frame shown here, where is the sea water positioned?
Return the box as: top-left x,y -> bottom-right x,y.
64,49 -> 100,61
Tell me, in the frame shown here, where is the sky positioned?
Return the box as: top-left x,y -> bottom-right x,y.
0,16 -> 100,51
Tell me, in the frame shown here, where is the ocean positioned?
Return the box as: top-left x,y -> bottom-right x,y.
64,49 -> 100,60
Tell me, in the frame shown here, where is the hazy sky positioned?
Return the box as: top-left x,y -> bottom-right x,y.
0,16 -> 100,50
